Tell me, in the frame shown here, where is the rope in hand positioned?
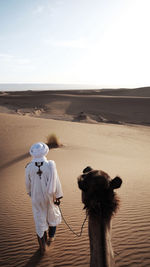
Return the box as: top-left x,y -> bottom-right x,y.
58,203 -> 121,256
58,206 -> 88,237
58,204 -> 120,256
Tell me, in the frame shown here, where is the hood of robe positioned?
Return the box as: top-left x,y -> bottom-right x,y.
30,142 -> 49,161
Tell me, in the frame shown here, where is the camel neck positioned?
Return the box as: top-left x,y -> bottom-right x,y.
88,215 -> 115,267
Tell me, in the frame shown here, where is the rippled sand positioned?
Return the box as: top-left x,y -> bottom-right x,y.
0,113 -> 150,267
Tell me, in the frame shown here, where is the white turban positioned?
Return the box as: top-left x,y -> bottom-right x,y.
30,142 -> 49,161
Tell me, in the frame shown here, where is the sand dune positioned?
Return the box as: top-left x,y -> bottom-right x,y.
0,88 -> 150,125
0,88 -> 150,266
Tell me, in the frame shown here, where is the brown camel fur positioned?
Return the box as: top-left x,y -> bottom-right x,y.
78,166 -> 122,267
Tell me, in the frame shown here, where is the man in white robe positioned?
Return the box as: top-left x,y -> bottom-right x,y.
25,142 -> 63,254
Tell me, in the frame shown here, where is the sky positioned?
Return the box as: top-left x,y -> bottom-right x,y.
0,0 -> 150,88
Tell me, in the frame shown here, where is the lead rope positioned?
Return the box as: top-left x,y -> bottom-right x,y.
60,205 -> 120,256
58,206 -> 88,237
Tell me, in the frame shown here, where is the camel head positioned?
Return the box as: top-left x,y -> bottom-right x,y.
78,166 -> 122,221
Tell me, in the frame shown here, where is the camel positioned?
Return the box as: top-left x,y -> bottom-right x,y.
78,166 -> 122,267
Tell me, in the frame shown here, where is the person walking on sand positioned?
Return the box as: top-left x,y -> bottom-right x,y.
25,142 -> 63,255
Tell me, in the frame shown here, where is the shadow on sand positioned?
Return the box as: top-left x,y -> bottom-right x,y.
0,152 -> 30,170
23,249 -> 42,267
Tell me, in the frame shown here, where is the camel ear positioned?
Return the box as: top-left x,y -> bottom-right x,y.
83,166 -> 93,173
110,176 -> 122,189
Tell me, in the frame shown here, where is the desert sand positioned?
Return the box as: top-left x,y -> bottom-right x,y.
0,88 -> 150,267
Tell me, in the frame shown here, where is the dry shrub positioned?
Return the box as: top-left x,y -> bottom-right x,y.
46,134 -> 61,149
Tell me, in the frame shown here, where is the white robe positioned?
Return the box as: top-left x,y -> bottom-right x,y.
25,159 -> 63,238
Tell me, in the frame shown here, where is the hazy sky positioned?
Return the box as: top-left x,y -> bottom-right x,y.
0,0 -> 150,87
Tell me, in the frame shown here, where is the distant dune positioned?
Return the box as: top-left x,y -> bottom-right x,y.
98,87 -> 150,97
0,87 -> 150,126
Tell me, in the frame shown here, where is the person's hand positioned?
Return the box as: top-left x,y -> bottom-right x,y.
54,198 -> 61,206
